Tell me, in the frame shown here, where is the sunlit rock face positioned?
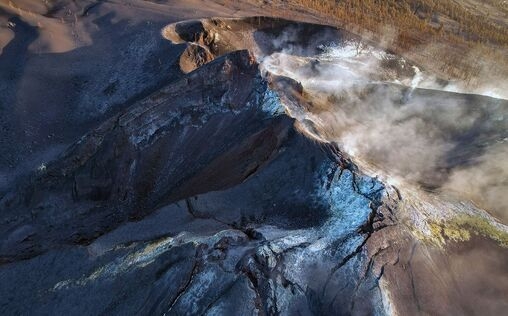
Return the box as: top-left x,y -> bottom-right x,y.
0,49 -> 393,315
1,12 -> 507,316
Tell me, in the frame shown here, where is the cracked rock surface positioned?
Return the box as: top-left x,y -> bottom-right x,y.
0,49 -> 394,315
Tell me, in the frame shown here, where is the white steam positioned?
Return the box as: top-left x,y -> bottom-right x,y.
260,38 -> 508,224
443,143 -> 508,223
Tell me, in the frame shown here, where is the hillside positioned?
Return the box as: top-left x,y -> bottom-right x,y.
229,0 -> 508,83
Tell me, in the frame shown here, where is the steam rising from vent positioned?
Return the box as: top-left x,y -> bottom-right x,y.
260,38 -> 508,224
443,144 -> 508,222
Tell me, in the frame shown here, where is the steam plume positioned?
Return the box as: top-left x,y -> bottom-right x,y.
260,31 -> 508,223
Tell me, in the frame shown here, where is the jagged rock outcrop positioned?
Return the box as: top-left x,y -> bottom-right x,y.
0,47 -> 398,314
179,43 -> 215,73
0,50 -> 273,261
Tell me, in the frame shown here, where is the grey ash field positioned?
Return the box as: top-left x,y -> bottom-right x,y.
0,1 -> 507,315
